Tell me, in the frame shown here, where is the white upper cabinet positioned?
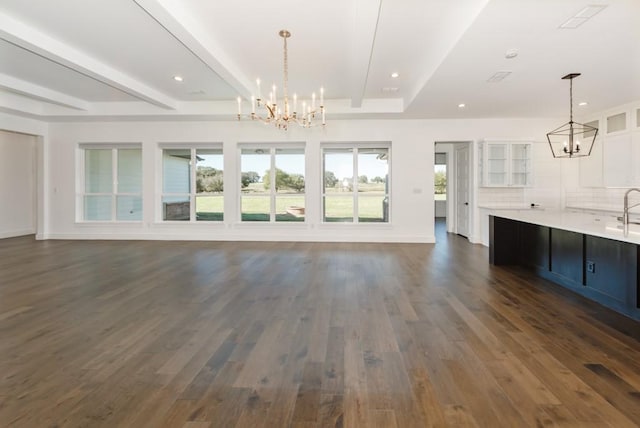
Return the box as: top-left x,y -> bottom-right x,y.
579,104 -> 640,188
602,133 -> 633,187
598,108 -> 640,187
579,119 -> 603,187
479,141 -> 532,187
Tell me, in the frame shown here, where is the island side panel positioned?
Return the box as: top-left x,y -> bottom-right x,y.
519,222 -> 550,272
489,215 -> 520,265
550,228 -> 585,287
585,235 -> 638,314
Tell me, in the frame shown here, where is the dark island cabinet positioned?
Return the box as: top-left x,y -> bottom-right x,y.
519,222 -> 550,271
550,229 -> 584,287
490,215 -> 640,321
585,235 -> 638,315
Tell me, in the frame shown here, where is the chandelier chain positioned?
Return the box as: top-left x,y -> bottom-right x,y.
283,35 -> 289,110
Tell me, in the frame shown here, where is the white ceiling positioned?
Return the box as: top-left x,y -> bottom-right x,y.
0,0 -> 638,122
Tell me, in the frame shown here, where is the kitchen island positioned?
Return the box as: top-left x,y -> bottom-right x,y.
489,209 -> 640,321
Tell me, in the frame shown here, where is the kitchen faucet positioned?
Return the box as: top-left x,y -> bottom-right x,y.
623,188 -> 640,232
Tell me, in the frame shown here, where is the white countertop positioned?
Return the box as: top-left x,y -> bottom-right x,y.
488,209 -> 640,245
478,204 -> 533,210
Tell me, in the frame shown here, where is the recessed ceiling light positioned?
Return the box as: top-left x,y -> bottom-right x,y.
173,75 -> 183,82
390,72 -> 399,78
381,87 -> 399,93
505,49 -> 518,59
578,101 -> 588,106
458,103 -> 466,108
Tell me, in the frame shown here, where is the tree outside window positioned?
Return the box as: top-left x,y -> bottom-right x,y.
322,146 -> 390,223
434,165 -> 447,200
240,147 -> 305,222
161,147 -> 223,221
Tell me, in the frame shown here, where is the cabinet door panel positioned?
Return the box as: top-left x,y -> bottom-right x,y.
603,134 -> 632,187
510,144 -> 531,186
579,136 -> 603,187
550,229 -> 584,285
633,132 -> 640,185
519,223 -> 549,270
585,236 -> 636,306
486,143 -> 508,186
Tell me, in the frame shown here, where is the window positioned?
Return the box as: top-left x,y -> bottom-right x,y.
240,146 -> 305,222
81,145 -> 142,221
435,153 -> 446,218
322,145 -> 390,223
435,154 -> 447,199
161,147 -> 223,221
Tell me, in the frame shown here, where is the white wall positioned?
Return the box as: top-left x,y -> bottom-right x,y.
39,117 -> 560,243
0,130 -> 37,238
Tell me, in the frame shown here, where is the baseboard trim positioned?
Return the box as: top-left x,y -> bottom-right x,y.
42,232 -> 436,244
0,229 -> 35,239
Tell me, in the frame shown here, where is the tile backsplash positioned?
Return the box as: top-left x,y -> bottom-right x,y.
565,187 -> 640,213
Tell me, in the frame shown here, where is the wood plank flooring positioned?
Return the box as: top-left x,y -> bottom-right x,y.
1,222 -> 639,427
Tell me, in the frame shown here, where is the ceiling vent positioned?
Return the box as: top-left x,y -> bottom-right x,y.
559,5 -> 607,29
487,71 -> 512,83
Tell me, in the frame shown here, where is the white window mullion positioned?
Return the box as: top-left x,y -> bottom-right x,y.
190,148 -> 196,222
112,148 -> 118,221
270,148 -> 276,222
353,148 -> 359,223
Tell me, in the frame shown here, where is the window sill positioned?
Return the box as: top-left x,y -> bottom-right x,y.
319,222 -> 392,228
153,221 -> 226,227
75,221 -> 144,227
232,222 -> 308,228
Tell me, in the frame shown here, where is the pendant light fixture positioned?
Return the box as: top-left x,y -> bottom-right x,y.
546,73 -> 598,158
236,30 -> 325,130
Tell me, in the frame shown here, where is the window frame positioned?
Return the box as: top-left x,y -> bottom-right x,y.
78,143 -> 143,223
159,144 -> 224,223
321,142 -> 391,224
238,143 -> 306,223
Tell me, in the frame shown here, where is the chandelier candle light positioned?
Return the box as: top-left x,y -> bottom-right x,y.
546,73 -> 598,158
236,30 -> 325,130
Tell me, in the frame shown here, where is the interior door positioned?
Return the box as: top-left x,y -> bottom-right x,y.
456,145 -> 470,237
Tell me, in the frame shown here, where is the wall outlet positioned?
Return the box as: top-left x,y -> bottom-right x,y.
586,261 -> 596,273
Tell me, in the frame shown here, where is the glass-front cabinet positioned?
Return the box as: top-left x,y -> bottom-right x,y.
479,141 -> 532,187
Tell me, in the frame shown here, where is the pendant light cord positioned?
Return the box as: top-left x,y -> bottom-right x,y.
569,77 -> 573,123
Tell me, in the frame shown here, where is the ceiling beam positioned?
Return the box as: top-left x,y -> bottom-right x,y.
0,11 -> 177,110
404,0 -> 490,111
0,90 -> 44,119
132,0 -> 255,100
0,73 -> 89,111
349,0 -> 382,108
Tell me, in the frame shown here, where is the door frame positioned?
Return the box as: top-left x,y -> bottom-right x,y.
434,141 -> 474,242
454,144 -> 470,238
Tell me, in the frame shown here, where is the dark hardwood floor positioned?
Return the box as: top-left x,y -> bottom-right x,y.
1,220 -> 639,427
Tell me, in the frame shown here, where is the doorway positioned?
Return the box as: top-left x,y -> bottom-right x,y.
455,144 -> 470,238
434,141 -> 473,242
0,130 -> 38,239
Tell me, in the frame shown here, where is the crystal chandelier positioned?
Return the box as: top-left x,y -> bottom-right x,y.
546,73 -> 598,158
236,30 -> 325,130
